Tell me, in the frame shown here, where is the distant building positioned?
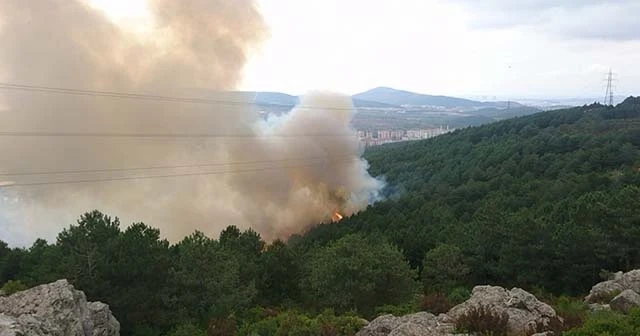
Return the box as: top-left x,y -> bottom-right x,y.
358,126 -> 453,148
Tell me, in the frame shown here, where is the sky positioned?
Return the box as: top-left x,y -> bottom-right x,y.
65,0 -> 640,98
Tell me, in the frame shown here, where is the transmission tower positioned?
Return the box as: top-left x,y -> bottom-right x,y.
604,69 -> 614,106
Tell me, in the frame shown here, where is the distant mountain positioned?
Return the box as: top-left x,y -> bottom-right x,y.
249,91 -> 298,106
353,87 -> 483,108
352,99 -> 400,109
246,91 -> 400,109
196,88 -> 525,111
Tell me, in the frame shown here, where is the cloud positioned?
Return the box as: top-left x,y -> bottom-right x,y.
450,0 -> 640,40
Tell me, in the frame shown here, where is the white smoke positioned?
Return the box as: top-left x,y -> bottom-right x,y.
0,0 -> 384,245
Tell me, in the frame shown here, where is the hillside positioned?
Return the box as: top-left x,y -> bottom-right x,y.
301,97 -> 640,295
354,86 -> 478,108
2,98 -> 639,335
354,86 -> 503,108
250,87 -> 524,110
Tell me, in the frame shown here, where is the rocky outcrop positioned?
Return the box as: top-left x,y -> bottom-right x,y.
584,269 -> 640,313
0,279 -> 120,336
447,286 -> 559,335
357,270 -> 640,336
357,286 -> 559,336
585,269 -> 640,304
609,289 -> 640,314
355,312 -> 455,336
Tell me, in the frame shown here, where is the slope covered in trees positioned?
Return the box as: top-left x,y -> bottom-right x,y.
304,97 -> 640,294
0,98 -> 639,335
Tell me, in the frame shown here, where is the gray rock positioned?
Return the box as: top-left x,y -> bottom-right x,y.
584,281 -> 625,303
357,286 -> 559,336
0,313 -> 21,336
587,303 -> 611,312
585,269 -> 640,304
0,279 -> 120,336
609,289 -> 640,314
356,312 -> 455,336
619,270 -> 640,293
447,286 -> 560,335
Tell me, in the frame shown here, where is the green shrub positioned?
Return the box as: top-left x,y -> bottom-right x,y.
238,315 -> 279,336
454,304 -> 509,336
1,280 -> 28,295
447,287 -> 471,305
553,296 -> 588,330
374,301 -> 418,316
563,308 -> 640,336
276,312 -> 318,336
530,286 -> 557,305
316,310 -> 365,336
237,310 -> 365,336
165,323 -> 206,336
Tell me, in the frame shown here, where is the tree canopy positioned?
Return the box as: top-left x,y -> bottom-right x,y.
1,97 -> 639,335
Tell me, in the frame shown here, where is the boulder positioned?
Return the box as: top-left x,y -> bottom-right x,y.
0,279 -> 120,336
609,289 -> 640,314
357,286 -> 559,335
447,286 -> 560,335
585,269 -> 640,304
356,312 -> 455,336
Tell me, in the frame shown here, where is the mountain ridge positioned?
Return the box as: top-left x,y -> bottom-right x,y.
248,87 -> 521,110
249,91 -> 401,109
353,86 -> 482,108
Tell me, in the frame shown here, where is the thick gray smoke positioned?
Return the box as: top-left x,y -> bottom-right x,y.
0,0 -> 383,245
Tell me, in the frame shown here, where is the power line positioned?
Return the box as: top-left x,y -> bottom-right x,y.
0,158 -> 357,188
0,82 -> 361,138
0,130 -> 357,138
0,82 -> 355,111
0,154 -> 355,177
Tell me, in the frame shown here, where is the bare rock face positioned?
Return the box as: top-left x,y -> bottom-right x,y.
609,289 -> 640,314
585,269 -> 640,304
355,312 -> 456,336
0,279 -> 120,336
447,286 -> 559,335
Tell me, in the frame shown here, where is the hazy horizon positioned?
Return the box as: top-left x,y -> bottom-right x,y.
85,0 -> 640,99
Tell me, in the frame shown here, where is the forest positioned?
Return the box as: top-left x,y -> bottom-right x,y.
1,97 -> 639,335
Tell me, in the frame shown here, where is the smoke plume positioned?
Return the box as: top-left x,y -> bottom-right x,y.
0,0 -> 383,245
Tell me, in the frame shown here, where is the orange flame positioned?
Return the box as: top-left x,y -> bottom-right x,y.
331,211 -> 344,222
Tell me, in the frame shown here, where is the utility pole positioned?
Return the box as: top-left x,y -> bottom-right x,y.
604,69 -> 614,106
